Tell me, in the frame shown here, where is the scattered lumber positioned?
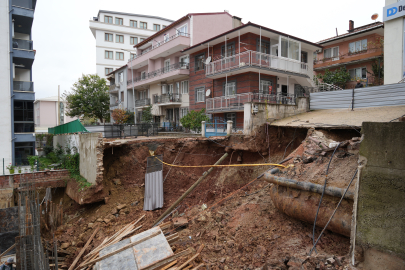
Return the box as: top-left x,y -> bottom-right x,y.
177,253 -> 200,270
141,248 -> 192,270
160,260 -> 177,270
68,226 -> 99,270
191,264 -> 205,270
0,243 -> 16,260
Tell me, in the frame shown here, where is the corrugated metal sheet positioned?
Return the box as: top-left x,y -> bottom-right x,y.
144,155 -> 164,211
310,83 -> 405,110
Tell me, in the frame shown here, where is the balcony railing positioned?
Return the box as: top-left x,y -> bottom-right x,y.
314,47 -> 383,66
128,62 -> 189,87
131,33 -> 190,60
135,98 -> 151,107
109,83 -> 120,93
153,94 -> 182,104
12,0 -> 35,9
12,39 -> 33,50
251,92 -> 297,105
205,50 -> 310,77
13,81 -> 33,92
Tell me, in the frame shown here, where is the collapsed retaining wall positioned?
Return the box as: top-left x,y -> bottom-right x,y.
0,207 -> 18,255
352,122 -> 405,269
79,133 -> 103,185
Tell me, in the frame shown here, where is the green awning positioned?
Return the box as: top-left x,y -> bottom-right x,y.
48,119 -> 89,135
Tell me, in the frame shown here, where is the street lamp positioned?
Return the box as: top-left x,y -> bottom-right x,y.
119,48 -> 137,124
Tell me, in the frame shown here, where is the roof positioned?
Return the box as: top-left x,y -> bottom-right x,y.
182,22 -> 323,53
34,96 -> 65,103
318,22 -> 384,44
97,10 -> 174,23
271,105 -> 405,129
134,12 -> 232,49
106,64 -> 127,76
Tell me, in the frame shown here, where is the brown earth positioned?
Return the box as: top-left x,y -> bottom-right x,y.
41,126 -> 360,269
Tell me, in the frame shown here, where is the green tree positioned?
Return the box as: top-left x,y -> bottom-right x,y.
112,108 -> 129,124
180,109 -> 210,132
316,67 -> 351,89
64,74 -> 110,122
125,110 -> 134,124
141,105 -> 153,123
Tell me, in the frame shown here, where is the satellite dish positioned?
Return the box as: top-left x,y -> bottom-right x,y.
206,89 -> 211,97
371,13 -> 379,22
205,57 -> 212,65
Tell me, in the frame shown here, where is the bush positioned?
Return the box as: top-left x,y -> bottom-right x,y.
180,109 -> 210,133
44,145 -> 54,155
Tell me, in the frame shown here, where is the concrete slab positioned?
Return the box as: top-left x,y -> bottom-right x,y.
271,105 -> 405,129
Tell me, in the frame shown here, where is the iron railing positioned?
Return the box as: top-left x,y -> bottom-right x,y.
13,81 -> 33,92
251,92 -> 297,105
135,98 -> 151,107
12,39 -> 33,50
103,123 -> 159,138
153,93 -> 182,104
205,50 -> 310,77
206,92 -> 252,112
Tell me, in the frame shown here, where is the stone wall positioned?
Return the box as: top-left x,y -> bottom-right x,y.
351,122 -> 405,269
79,133 -> 103,185
0,207 -> 19,255
0,170 -> 70,189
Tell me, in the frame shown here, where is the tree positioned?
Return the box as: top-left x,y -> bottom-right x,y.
316,67 -> 351,89
141,105 -> 153,123
180,109 -> 210,133
64,74 -> 110,122
112,108 -> 129,124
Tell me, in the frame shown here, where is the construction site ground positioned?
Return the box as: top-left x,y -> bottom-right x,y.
41,126 -> 361,269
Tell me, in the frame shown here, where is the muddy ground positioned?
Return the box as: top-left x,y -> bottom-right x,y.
42,126 -> 360,269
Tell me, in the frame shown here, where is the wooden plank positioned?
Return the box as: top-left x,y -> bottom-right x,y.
191,264 -> 205,270
0,243 -> 16,260
79,231 -> 161,268
196,244 -> 205,254
167,236 -> 179,245
183,266 -> 193,270
141,249 -> 192,270
159,260 -> 177,270
177,253 -> 199,270
68,227 -> 100,270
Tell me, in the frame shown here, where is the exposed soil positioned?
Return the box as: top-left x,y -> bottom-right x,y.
42,126 -> 360,269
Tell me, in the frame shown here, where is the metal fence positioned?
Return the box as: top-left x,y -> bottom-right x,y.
102,123 -> 159,138
310,83 -> 405,110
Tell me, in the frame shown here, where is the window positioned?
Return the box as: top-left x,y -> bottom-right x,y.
105,68 -> 113,75
180,107 -> 189,119
105,33 -> 113,42
168,84 -> 173,94
130,53 -> 136,59
221,42 -> 235,58
280,37 -> 300,60
139,90 -> 147,100
60,102 -> 64,124
349,67 -> 367,80
130,20 -> 137,28
301,51 -> 308,63
118,72 -> 123,83
324,46 -> 339,60
104,16 -> 112,24
180,55 -> 189,68
115,17 -> 123,25
105,50 -> 113,59
257,39 -> 270,54
14,101 -> 34,133
175,82 -> 180,94
15,142 -> 34,165
225,113 -> 236,128
259,80 -> 273,94
140,22 -> 147,29
116,35 -> 124,43
141,71 -> 146,80
130,37 -> 138,45
161,84 -> 167,94
120,92 -> 124,102
181,81 -> 189,94
349,39 -> 367,53
196,87 -> 205,103
177,24 -> 188,36
164,59 -> 170,72
140,38 -> 145,42
153,24 -> 161,31
116,52 -> 124,60
162,25 -> 167,28
223,81 -> 236,97
195,53 -> 205,71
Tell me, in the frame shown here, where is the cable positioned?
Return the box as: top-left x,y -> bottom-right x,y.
312,142 -> 341,254
282,127 -> 298,160
163,144 -> 185,183
309,168 -> 358,256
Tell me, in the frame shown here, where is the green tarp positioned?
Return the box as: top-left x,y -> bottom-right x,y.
48,119 -> 89,135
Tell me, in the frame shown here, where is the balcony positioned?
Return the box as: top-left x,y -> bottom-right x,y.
109,83 -> 120,94
153,94 -> 182,106
129,33 -> 190,67
13,81 -> 33,92
314,47 -> 383,70
13,39 -> 33,50
205,51 -> 310,79
12,0 -> 36,9
110,105 -> 119,111
128,62 -> 189,89
135,98 -> 151,108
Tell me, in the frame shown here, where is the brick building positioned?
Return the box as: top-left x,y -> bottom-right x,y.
183,22 -> 321,130
314,21 -> 384,88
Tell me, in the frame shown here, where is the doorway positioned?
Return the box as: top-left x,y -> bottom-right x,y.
281,85 -> 288,96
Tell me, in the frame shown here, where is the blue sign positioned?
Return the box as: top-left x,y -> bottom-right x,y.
384,2 -> 405,21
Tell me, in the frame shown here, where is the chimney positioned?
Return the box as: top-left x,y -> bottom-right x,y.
349,20 -> 354,32
232,16 -> 242,28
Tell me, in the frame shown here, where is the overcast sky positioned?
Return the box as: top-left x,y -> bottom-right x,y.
32,0 -> 384,99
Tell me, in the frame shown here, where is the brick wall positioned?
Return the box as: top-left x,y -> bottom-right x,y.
0,170 -> 71,189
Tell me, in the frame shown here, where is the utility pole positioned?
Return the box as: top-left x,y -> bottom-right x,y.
120,48 -> 137,124
57,85 -> 60,126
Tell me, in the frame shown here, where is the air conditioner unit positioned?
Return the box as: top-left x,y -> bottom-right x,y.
239,62 -> 246,67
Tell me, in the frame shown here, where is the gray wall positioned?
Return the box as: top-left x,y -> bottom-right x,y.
79,133 -> 103,185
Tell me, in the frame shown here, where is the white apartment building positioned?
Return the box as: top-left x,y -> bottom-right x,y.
89,10 -> 174,82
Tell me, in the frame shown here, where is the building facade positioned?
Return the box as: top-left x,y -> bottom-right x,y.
314,21 -> 384,88
34,96 -> 78,133
0,0 -> 37,167
89,10 -> 174,82
183,22 -> 320,132
126,12 -> 240,126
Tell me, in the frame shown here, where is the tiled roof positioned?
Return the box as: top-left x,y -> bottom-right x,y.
318,22 -> 383,44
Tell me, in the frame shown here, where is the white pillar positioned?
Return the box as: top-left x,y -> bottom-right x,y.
201,121 -> 206,137
227,120 -> 233,135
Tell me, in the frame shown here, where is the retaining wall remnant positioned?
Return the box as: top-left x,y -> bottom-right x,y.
79,133 -> 103,185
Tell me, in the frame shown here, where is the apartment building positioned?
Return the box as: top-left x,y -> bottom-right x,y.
34,96 -> 78,133
183,22 -> 321,131
106,65 -> 129,120
89,11 -> 174,82
314,21 -> 384,88
0,0 -> 37,167
127,12 -> 240,126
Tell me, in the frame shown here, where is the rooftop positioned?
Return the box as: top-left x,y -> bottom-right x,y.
97,10 -> 174,23
318,22 -> 384,44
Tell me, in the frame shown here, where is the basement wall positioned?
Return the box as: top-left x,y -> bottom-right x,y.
79,133 -> 103,185
53,134 -> 80,154
351,122 -> 405,269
